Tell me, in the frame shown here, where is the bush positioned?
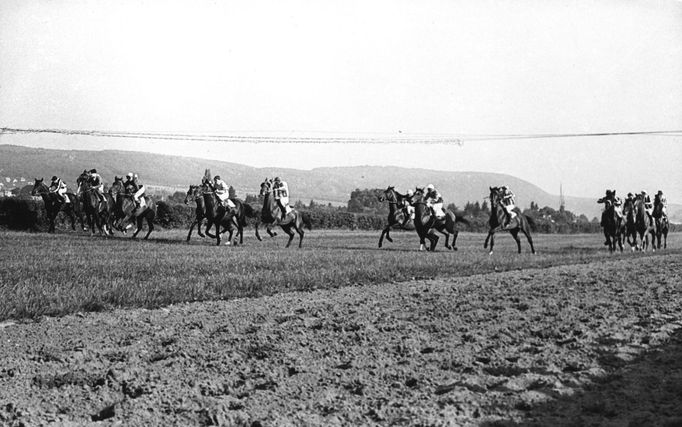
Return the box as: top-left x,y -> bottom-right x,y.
0,197 -> 47,231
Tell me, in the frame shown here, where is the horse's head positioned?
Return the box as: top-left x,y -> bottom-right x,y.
380,186 -> 396,203
31,178 -> 47,196
109,176 -> 124,196
259,178 -> 272,197
488,186 -> 502,205
185,184 -> 201,204
412,187 -> 426,204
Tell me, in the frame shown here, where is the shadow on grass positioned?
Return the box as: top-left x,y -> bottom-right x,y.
480,328 -> 682,427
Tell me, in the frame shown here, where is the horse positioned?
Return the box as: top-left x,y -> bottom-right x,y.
410,187 -> 469,252
76,176 -> 113,236
484,186 -> 536,255
377,186 -> 415,248
258,178 -> 312,248
653,203 -> 669,250
184,184 -> 209,241
30,178 -> 86,233
622,197 -> 639,251
108,176 -> 156,239
633,196 -> 657,252
597,197 -> 624,253
200,184 -> 244,246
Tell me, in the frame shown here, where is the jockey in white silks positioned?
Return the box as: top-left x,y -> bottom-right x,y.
403,189 -> 415,222
213,176 -> 235,208
49,176 -> 68,203
500,186 -> 517,226
131,174 -> 147,209
273,177 -> 290,220
654,190 -> 668,218
425,184 -> 446,219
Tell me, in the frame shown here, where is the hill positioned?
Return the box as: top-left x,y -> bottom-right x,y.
1,144 -> 677,220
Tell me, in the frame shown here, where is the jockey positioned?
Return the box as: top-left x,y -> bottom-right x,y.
76,169 -> 89,195
425,184 -> 446,219
597,189 -> 623,228
212,175 -> 232,208
402,189 -> 415,225
123,173 -> 135,193
654,190 -> 668,218
49,176 -> 68,203
641,190 -> 653,217
131,174 -> 145,208
87,169 -> 106,203
273,176 -> 290,220
500,186 -> 517,226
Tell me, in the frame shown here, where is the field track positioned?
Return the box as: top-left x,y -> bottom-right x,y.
1,230 -> 681,425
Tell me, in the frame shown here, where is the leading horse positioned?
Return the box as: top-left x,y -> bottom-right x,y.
410,187 -> 468,251
377,186 -> 414,248
76,175 -> 113,236
484,186 -> 536,255
622,197 -> 639,251
31,178 -> 86,233
598,197 -> 623,253
258,178 -> 312,248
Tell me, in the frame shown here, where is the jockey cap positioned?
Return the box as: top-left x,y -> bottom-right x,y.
214,175 -> 220,180
90,169 -> 97,173
657,190 -> 663,195
274,177 -> 281,182
641,190 -> 647,195
52,176 -> 58,181
426,184 -> 434,191
127,173 -> 133,179
627,192 -> 633,198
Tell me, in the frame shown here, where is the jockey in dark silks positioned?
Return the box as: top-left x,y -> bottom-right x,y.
597,189 -> 623,245
653,190 -> 668,219
88,169 -> 106,203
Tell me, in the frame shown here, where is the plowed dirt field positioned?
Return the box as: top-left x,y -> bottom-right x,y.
1,252 -> 681,426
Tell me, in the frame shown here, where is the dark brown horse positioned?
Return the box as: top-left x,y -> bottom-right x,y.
377,186 -> 414,248
410,187 -> 468,251
622,197 -> 638,251
598,197 -> 624,253
258,178 -> 312,248
653,201 -> 669,250
76,176 -> 113,236
184,184 -> 208,241
31,178 -> 86,233
484,186 -> 536,255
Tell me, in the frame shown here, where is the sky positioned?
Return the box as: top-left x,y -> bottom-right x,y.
1,0 -> 681,200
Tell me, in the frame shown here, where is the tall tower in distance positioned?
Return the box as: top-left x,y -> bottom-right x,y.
559,183 -> 566,212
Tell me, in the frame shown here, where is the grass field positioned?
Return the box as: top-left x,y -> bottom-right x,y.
0,228 -> 678,321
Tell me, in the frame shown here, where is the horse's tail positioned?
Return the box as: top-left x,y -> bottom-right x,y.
525,214 -> 537,232
455,214 -> 469,225
301,211 -> 313,230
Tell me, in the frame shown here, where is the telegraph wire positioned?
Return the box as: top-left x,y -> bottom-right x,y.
1,127 -> 682,144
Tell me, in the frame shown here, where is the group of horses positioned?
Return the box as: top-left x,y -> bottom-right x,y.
378,186 -> 536,255
600,194 -> 669,253
184,177 -> 311,247
31,177 -> 157,239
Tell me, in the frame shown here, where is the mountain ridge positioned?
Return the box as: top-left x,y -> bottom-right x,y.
1,144 -> 678,221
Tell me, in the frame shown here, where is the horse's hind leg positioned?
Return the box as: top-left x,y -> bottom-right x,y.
144,216 -> 154,240
283,226 -> 295,248
510,229 -> 522,253
296,225 -> 304,248
187,220 -> 197,242
379,226 -> 389,248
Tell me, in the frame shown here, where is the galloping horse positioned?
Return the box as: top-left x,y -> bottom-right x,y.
634,196 -> 657,252
653,203 -> 669,250
598,197 -> 623,253
258,178 -> 312,248
377,186 -> 414,248
109,177 -> 156,239
184,184 -> 209,241
200,184 -> 245,246
484,186 -> 536,255
31,178 -> 86,233
76,175 -> 113,236
410,187 -> 468,251
622,197 -> 638,250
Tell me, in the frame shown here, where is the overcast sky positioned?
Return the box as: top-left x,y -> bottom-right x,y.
1,0 -> 681,199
